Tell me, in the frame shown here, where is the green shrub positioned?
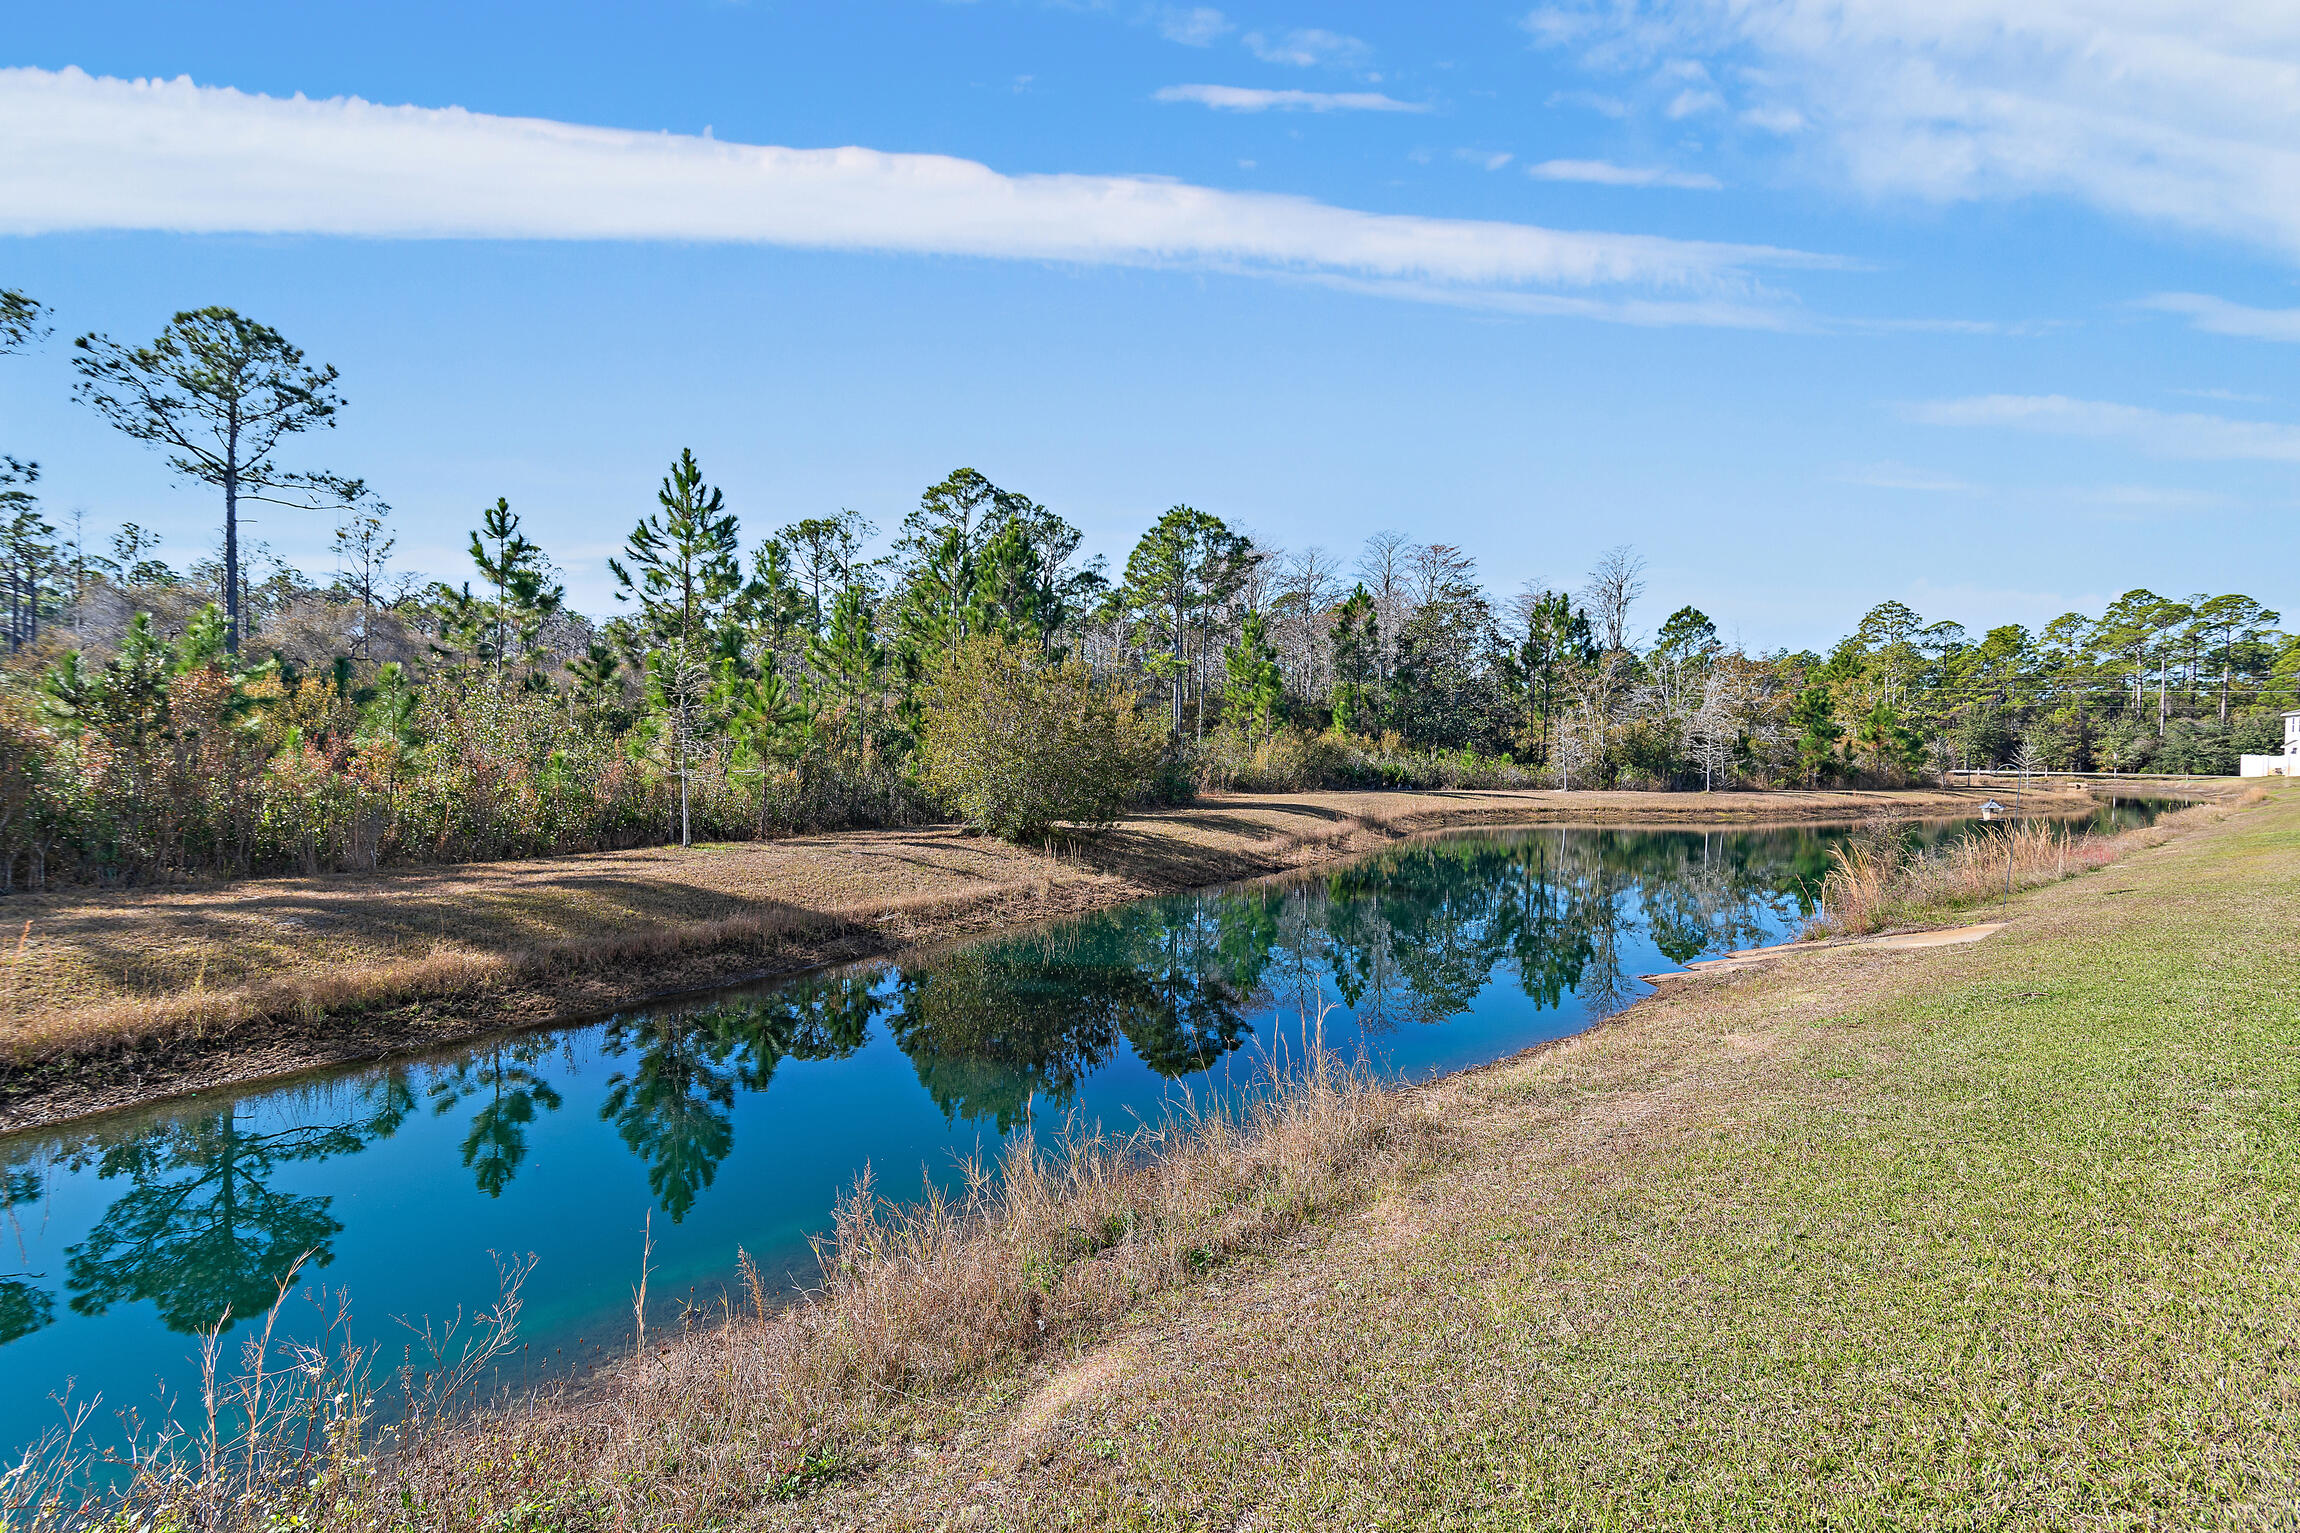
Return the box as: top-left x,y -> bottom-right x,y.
916,637 -> 1163,842
1194,728 -> 1535,794
1196,728 -> 1348,792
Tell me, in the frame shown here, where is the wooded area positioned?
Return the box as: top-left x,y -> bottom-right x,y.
4,296 -> 2294,889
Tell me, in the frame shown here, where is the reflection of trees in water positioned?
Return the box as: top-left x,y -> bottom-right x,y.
2,1166 -> 52,1344
1497,838 -> 1606,1011
874,825 -> 1841,1122
887,948 -> 1119,1134
1313,835 -> 1626,1023
1120,899 -> 1266,1076
427,1040 -> 566,1198
1638,830 -> 1811,966
1321,845 -> 1512,1028
886,900 -> 1261,1130
598,1021 -> 741,1224
1293,826 -> 1840,1026
58,1076 -> 413,1336
597,974 -> 882,1221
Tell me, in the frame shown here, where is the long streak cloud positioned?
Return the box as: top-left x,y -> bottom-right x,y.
0,67 -> 1823,322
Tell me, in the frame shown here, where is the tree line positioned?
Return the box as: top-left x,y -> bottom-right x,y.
2,295 -> 2294,889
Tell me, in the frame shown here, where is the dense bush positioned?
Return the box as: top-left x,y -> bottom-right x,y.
1193,728 -> 1539,793
915,636 -> 1164,842
2125,715 -> 2286,776
0,618 -> 933,888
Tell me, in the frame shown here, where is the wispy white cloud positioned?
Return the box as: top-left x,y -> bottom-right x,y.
1155,5 -> 1232,46
1527,158 -> 1721,189
0,67 -> 1828,324
1458,149 -> 1515,171
1524,0 -> 2300,262
1907,394 -> 2300,461
1665,87 -> 1725,119
1153,83 -> 1426,114
1547,88 -> 1629,118
2142,292 -> 2300,342
1298,272 -> 1806,329
1243,27 -> 1372,69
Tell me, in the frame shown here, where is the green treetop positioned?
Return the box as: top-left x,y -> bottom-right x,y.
1222,609 -> 1284,743
1119,505 -> 1252,742
610,448 -> 745,847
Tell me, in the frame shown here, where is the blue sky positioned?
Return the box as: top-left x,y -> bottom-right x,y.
3,1 -> 2297,649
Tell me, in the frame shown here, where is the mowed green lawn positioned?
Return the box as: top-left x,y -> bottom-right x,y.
811,788 -> 2300,1530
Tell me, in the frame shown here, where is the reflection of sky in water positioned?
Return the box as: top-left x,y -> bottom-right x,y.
0,811 -> 2150,1458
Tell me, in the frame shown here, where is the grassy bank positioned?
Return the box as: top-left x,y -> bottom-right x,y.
0,783 -> 2063,1132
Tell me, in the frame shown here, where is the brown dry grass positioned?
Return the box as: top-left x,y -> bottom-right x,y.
1813,798 -> 2234,936
0,784 -> 2082,1132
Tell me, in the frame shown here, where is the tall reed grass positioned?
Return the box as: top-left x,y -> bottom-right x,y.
1812,802 -> 2225,937
3,1056 -> 1441,1531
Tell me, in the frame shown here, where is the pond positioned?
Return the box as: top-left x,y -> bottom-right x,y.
0,808 -> 2155,1462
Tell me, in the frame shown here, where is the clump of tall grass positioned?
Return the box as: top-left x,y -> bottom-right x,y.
3,1056 -> 1441,1532
3,1256 -> 531,1533
1813,804 -> 2221,936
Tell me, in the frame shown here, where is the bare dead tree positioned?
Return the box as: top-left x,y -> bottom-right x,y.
1503,579 -> 1553,642
1684,668 -> 1746,790
1274,544 -> 1343,700
1356,530 -> 1414,686
1234,538 -> 1283,618
1407,542 -> 1480,608
1580,544 -> 1647,652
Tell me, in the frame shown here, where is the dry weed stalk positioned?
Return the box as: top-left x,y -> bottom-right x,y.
3,1254 -> 532,1533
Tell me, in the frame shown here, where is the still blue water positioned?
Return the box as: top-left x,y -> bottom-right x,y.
0,812 -> 2149,1460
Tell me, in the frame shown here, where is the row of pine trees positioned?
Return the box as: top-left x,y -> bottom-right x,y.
2,297 -> 2295,888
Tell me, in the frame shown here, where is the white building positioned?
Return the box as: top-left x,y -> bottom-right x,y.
2240,710 -> 2300,777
